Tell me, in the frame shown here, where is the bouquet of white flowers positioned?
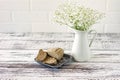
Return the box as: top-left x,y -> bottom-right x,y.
54,3 -> 105,31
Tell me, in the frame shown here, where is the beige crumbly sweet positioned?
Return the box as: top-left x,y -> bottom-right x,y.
35,49 -> 47,61
47,48 -> 64,60
43,56 -> 57,65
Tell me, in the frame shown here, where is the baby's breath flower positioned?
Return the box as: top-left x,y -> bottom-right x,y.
53,3 -> 105,31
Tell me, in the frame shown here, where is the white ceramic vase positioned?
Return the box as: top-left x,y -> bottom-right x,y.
72,29 -> 97,61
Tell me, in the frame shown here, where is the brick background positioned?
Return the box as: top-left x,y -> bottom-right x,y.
0,0 -> 119,33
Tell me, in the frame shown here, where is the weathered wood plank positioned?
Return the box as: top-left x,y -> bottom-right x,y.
0,67 -> 120,78
0,62 -> 120,70
0,49 -> 120,78
0,40 -> 73,50
0,32 -> 120,79
0,32 -> 74,40
0,40 -> 120,50
0,50 -> 120,63
0,33 -> 120,50
0,76 -> 120,80
52,69 -> 120,78
0,76 -> 119,80
0,68 -> 53,77
0,33 -> 120,40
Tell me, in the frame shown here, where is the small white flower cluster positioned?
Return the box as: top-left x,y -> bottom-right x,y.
54,3 -> 105,31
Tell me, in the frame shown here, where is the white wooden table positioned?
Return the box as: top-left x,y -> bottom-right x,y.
0,32 -> 120,80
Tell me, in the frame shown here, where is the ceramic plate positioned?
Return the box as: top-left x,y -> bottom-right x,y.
34,54 -> 73,69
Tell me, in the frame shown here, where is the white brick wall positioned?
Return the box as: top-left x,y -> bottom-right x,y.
0,11 -> 11,22
0,0 -> 29,11
0,0 -> 120,33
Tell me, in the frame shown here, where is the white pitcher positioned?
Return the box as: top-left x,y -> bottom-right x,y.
72,29 -> 97,61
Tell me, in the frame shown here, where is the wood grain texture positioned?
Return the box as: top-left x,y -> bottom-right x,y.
0,32 -> 120,50
0,32 -> 120,80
